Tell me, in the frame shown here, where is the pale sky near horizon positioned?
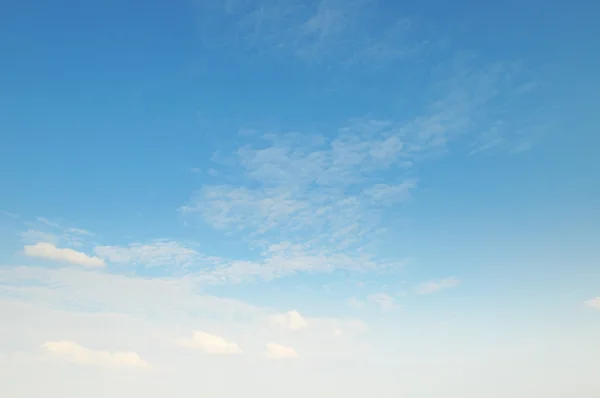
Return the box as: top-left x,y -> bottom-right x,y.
1,0 -> 599,397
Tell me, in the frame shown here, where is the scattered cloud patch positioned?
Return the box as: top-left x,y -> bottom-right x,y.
176,331 -> 243,355
24,243 -> 105,268
198,0 -> 419,69
264,342 -> 298,359
180,58 -> 533,284
94,240 -> 203,268
415,277 -> 460,295
41,340 -> 150,369
364,180 -> 417,206
21,217 -> 94,248
269,310 -> 309,330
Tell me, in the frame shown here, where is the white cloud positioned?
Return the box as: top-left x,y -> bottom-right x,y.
415,277 -> 460,295
268,310 -> 309,330
264,342 -> 298,359
584,297 -> 600,310
94,240 -> 204,268
24,242 -> 105,268
367,293 -> 396,311
176,331 -> 242,355
42,340 -> 150,369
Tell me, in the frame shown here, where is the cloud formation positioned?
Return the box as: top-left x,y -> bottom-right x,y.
197,0 -> 418,68
268,310 -> 309,330
264,342 -> 298,359
42,340 -> 149,369
415,277 -> 460,295
94,240 -> 204,268
24,243 -> 105,268
176,331 -> 243,355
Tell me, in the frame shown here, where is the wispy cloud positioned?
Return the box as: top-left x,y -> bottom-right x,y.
180,60 -> 529,283
470,120 -> 541,155
1,210 -> 19,218
42,340 -> 150,369
94,240 -> 206,269
347,293 -> 396,311
415,277 -> 460,295
19,230 -> 60,245
197,0 -> 419,68
24,242 -> 105,268
363,180 -> 418,206
20,217 -> 95,248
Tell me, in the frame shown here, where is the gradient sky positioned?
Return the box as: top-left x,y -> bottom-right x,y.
1,0 -> 599,397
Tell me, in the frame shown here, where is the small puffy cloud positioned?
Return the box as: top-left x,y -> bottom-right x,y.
415,277 -> 460,295
24,242 -> 105,268
584,297 -> 600,310
368,293 -> 396,311
269,310 -> 309,330
176,331 -> 242,355
264,343 -> 298,359
41,340 -> 149,369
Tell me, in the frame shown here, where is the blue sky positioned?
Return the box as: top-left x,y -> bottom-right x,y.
1,0 -> 599,397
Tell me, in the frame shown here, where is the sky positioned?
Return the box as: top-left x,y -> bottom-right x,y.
1,0 -> 599,397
